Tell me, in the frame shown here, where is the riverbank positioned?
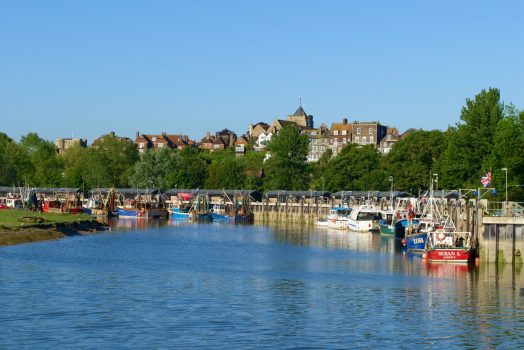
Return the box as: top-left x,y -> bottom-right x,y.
0,209 -> 108,246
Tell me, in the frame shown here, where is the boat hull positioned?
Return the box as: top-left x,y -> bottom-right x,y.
426,249 -> 470,263
405,232 -> 427,253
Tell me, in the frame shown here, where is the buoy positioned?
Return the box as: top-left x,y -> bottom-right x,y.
401,238 -> 407,245
437,232 -> 446,241
422,253 -> 427,259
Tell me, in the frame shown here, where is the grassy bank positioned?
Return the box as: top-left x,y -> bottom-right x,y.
0,209 -> 105,246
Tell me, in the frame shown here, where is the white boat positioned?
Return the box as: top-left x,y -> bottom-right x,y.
325,207 -> 352,230
347,204 -> 381,232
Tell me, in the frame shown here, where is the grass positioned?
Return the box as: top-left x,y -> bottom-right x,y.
0,209 -> 93,230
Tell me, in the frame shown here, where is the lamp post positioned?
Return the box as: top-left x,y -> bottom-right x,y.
501,167 -> 508,203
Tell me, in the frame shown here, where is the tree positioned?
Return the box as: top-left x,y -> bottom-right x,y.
204,155 -> 246,189
264,125 -> 310,190
321,144 -> 386,191
88,133 -> 139,187
131,147 -> 178,191
0,133 -> 32,186
487,105 -> 524,200
439,88 -> 504,188
167,147 -> 208,189
383,130 -> 447,192
19,132 -> 63,186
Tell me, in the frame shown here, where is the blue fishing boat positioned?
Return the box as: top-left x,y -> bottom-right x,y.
169,207 -> 193,221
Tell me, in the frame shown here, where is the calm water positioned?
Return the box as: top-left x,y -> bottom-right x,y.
1,219 -> 523,349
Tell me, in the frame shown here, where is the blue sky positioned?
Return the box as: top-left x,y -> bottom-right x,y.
1,0 -> 522,143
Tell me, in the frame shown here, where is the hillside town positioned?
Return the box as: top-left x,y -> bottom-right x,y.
54,103 -> 415,161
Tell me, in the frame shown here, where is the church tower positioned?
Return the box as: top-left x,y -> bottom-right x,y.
287,98 -> 314,128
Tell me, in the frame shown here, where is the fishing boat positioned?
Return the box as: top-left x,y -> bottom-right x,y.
169,206 -> 193,221
324,207 -> 352,229
424,230 -> 472,263
232,194 -> 254,223
379,199 -> 418,239
347,204 -> 381,232
403,174 -> 452,254
192,194 -> 213,222
210,204 -> 231,222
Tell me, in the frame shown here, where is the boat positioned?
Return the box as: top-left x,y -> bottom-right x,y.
209,204 -> 232,222
424,230 -> 472,263
403,175 -> 450,254
379,199 -> 419,239
232,194 -> 254,223
324,207 -> 352,229
192,194 -> 213,222
347,204 -> 381,232
168,206 -> 193,221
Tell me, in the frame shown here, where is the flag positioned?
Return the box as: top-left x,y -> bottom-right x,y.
481,171 -> 492,188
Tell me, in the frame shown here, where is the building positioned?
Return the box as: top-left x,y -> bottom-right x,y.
248,122 -> 270,140
287,104 -> 314,128
329,118 -> 353,156
55,138 -> 87,154
379,127 -> 399,154
303,124 -> 330,162
200,129 -> 237,152
134,132 -> 194,153
351,121 -> 387,147
234,135 -> 249,156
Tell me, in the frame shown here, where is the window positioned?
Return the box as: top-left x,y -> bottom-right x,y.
312,146 -> 317,152
355,136 -> 360,144
342,130 -> 347,135
311,131 -> 317,136
334,130 -> 339,136
362,137 -> 367,145
139,143 -> 144,149
214,144 -> 220,149
370,136 -> 374,144
321,146 -> 326,152
312,139 -> 317,144
357,127 -> 361,135
158,143 -> 164,148
152,137 -> 157,141
343,138 -> 347,144
369,128 -> 373,135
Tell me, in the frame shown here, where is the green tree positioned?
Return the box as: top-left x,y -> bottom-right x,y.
88,133 -> 139,187
440,88 -> 504,188
0,133 -> 32,186
167,147 -> 208,189
383,130 -> 447,192
487,105 -> 524,200
264,125 -> 310,190
131,147 -> 178,190
61,144 -> 92,189
19,133 -> 64,186
204,155 -> 246,189
321,144 -> 386,191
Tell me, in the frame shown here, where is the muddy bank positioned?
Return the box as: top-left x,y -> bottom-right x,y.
0,220 -> 109,246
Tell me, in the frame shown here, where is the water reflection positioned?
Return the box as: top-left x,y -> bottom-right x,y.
1,219 -> 524,348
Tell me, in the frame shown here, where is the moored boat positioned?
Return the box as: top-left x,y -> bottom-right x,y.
425,230 -> 472,263
326,207 -> 352,230
347,204 -> 381,232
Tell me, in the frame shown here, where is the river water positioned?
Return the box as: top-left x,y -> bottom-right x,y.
1,219 -> 523,349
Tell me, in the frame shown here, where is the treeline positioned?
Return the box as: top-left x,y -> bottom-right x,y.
1,88 -> 523,200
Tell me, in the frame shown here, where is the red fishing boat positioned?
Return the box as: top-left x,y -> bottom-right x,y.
424,229 -> 472,263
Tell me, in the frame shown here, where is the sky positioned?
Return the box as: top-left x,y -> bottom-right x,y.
0,0 -> 523,143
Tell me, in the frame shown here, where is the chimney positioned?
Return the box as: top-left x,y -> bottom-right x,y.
136,131 -> 139,139
206,131 -> 210,138
249,124 -> 253,136
343,118 -> 348,125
